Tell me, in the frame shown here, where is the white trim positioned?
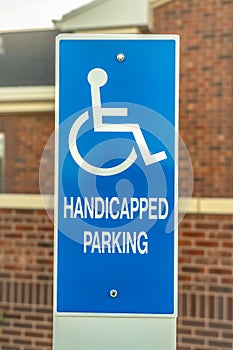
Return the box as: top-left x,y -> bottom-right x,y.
0,86 -> 54,102
57,33 -> 179,41
0,132 -> 4,193
179,197 -> 199,214
0,36 -> 5,54
198,198 -> 233,215
54,33 -> 59,343
0,86 -> 55,113
0,194 -> 53,210
1,194 -> 233,215
55,311 -> 176,318
179,198 -> 233,215
150,0 -> 174,9
174,35 -> 179,319
0,102 -> 55,113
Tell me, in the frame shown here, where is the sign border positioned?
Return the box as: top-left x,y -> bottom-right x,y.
54,33 -> 179,318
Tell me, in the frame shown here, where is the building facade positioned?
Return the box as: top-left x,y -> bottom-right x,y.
0,0 -> 232,349
150,0 -> 233,349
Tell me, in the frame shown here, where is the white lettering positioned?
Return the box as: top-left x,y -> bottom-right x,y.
139,198 -> 149,219
126,231 -> 137,254
63,196 -> 169,220
74,197 -> 83,218
84,197 -> 94,218
119,198 -> 130,219
112,231 -> 122,253
109,197 -> 120,219
83,230 -> 148,255
149,198 -> 158,219
91,231 -> 101,253
94,197 -> 105,219
158,198 -> 169,219
130,198 -> 139,219
101,231 -> 111,253
137,231 -> 148,254
64,196 -> 74,218
83,231 -> 92,253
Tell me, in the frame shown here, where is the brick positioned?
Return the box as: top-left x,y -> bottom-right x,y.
25,315 -> 44,322
209,268 -> 231,275
209,340 -> 232,348
196,329 -> 218,337
182,267 -> 205,273
182,337 -> 204,345
0,336 -> 10,343
178,328 -> 192,335
223,333 -> 233,339
209,286 -> 232,293
196,240 -> 218,247
35,340 -> 52,347
13,339 -> 32,345
182,320 -> 205,328
223,241 -> 233,248
183,231 -> 205,238
222,277 -> 233,284
181,249 -> 204,256
25,331 -> 44,338
2,329 -> 21,336
209,322 -> 232,330
196,223 -> 219,229
14,322 -> 33,329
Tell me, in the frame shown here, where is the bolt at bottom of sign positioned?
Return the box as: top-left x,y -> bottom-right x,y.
109,289 -> 118,298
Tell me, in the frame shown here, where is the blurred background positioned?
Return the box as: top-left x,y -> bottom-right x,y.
0,0 -> 232,349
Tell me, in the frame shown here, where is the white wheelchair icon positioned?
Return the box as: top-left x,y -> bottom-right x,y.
69,68 -> 167,176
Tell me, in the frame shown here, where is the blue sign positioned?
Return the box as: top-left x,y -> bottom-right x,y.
55,34 -> 179,316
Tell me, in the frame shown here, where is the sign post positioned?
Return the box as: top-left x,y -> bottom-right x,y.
54,34 -> 179,350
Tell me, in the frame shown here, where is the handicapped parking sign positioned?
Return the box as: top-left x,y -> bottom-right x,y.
55,34 -> 179,316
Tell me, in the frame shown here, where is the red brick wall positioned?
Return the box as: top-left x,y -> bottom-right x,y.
0,209 -> 53,350
0,113 -> 54,194
178,214 -> 233,349
0,209 -> 232,349
152,0 -> 233,198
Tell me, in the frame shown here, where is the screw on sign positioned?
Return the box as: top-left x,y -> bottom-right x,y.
116,53 -> 125,62
109,289 -> 118,298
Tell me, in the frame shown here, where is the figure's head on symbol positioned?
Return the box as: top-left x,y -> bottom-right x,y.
88,68 -> 108,87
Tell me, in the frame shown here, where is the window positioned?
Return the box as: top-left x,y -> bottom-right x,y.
0,133 -> 5,192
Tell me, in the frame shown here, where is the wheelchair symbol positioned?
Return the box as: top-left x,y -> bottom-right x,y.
69,68 -> 167,176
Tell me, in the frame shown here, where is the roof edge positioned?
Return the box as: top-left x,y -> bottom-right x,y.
53,0 -> 105,24
53,0 -> 149,31
150,0 -> 174,9
0,28 -> 59,35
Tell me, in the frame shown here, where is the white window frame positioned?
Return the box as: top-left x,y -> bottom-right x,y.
0,132 -> 5,193
0,36 -> 5,54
